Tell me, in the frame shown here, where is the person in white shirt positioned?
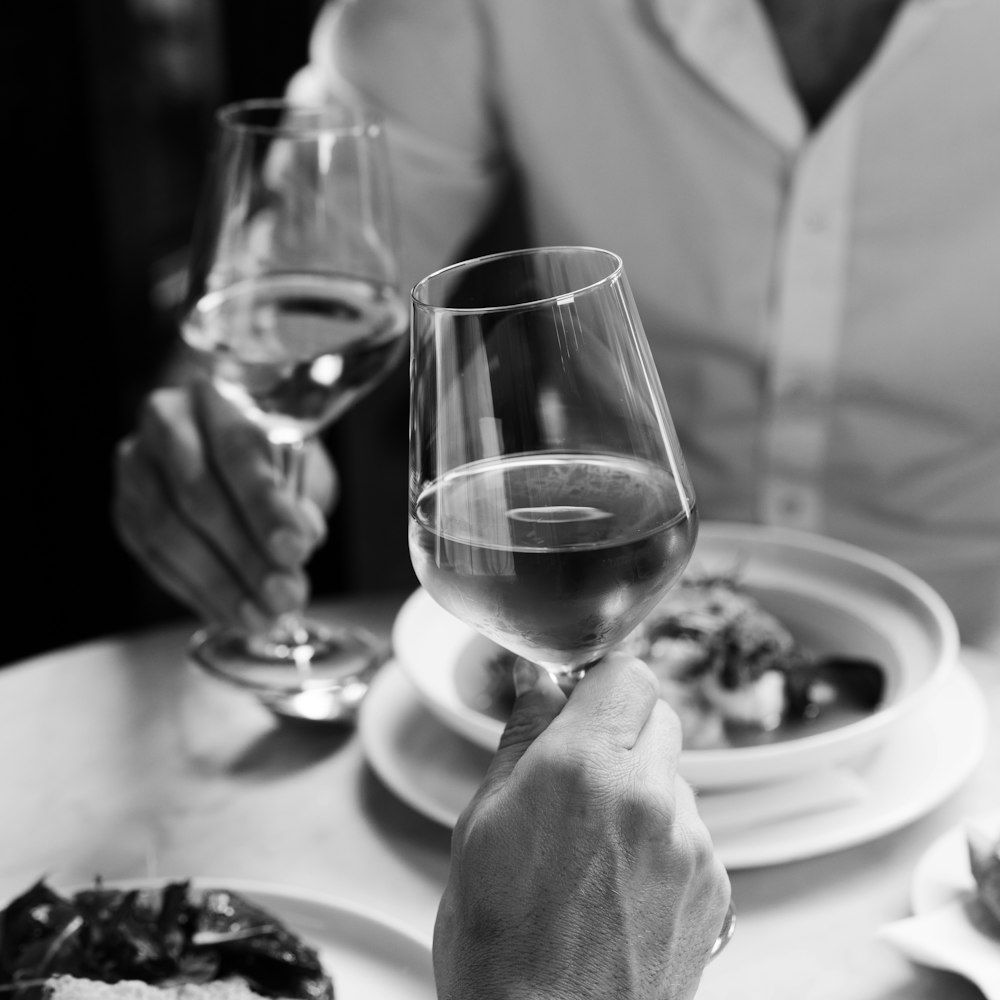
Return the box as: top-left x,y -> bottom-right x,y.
113,1 -> 998,995
117,0 -> 1000,649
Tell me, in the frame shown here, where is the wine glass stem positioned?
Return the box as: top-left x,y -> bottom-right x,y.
539,658 -> 601,695
269,436 -> 312,658
273,435 -> 307,498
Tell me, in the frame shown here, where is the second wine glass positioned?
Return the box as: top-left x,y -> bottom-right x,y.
408,246 -> 698,685
181,98 -> 407,721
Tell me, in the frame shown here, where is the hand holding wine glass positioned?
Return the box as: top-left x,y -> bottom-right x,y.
435,653 -> 733,998
409,245 -> 734,962
179,97 -> 407,722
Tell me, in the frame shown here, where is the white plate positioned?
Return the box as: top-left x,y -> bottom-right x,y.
911,809 -> 1000,914
15,877 -> 436,1000
877,810 -> 1000,997
393,521 -> 959,790
359,655 -> 989,869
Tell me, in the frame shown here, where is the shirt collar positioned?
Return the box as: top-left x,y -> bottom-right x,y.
638,0 -> 982,152
647,0 -> 979,31
642,0 -> 805,150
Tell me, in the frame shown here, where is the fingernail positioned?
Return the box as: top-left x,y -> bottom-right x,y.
269,527 -> 310,566
262,573 -> 307,614
513,658 -> 542,697
298,497 -> 327,543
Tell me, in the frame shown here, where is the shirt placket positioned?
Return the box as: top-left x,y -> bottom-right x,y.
759,105 -> 859,531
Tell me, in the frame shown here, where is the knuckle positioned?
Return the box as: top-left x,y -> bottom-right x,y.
602,652 -> 660,705
542,744 -> 621,804
617,774 -> 676,836
114,435 -> 136,466
621,655 -> 660,699
112,443 -> 140,496
688,824 -> 722,875
451,798 -> 502,862
140,387 -> 186,437
115,439 -> 159,503
668,813 -> 721,887
244,483 -> 296,530
650,699 -> 684,752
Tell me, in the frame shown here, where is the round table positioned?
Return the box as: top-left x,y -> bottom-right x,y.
1,592 -> 997,999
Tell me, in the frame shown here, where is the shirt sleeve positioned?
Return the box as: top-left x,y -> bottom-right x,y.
286,0 -> 509,292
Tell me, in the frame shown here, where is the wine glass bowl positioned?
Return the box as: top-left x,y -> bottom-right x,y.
407,245 -> 733,958
181,97 -> 406,722
408,246 -> 698,682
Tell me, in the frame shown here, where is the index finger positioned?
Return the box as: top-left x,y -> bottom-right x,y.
194,379 -> 315,548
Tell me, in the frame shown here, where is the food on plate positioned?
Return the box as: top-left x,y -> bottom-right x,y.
483,574 -> 886,750
0,879 -> 334,1000
967,824 -> 1000,931
43,977 -> 267,1000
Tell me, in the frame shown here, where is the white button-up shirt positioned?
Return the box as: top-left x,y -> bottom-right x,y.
290,0 -> 1000,644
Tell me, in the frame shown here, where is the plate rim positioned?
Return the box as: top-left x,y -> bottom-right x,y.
2,875 -> 435,993
359,665 -> 490,829
910,808 -> 1000,915
359,655 -> 989,869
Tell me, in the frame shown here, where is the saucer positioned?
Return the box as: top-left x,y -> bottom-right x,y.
359,655 -> 988,869
879,809 -> 1000,998
7,877 -> 436,1000
910,808 -> 1000,914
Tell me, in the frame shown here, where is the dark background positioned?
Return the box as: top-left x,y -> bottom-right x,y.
2,0 -> 421,665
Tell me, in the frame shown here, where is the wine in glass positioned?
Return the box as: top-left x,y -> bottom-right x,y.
181,97 -> 407,721
408,246 -> 698,684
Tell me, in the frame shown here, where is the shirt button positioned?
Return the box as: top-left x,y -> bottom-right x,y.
804,208 -> 831,233
776,373 -> 817,406
762,483 -> 822,530
780,492 -> 803,517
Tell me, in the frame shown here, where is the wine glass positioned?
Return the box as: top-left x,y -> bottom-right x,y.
409,246 -> 736,958
181,97 -> 407,722
408,246 -> 698,685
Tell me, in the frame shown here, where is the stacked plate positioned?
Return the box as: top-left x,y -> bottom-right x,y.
359,522 -> 988,869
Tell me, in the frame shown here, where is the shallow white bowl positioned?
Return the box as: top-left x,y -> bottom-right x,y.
392,521 -> 960,790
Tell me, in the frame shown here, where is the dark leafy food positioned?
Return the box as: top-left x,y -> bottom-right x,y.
968,826 -> 1000,933
0,880 -> 333,1000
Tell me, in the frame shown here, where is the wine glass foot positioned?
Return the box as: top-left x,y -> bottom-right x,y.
188,619 -> 387,724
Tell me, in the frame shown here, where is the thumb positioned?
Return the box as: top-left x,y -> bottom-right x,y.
475,659 -> 567,800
